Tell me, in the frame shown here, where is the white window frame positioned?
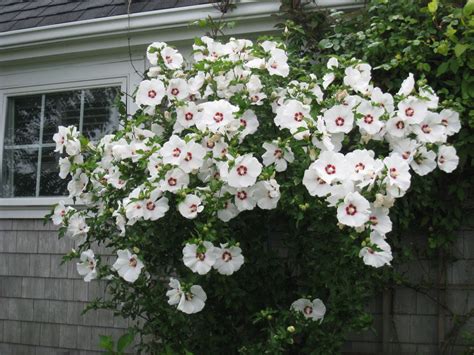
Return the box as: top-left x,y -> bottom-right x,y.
0,76 -> 128,217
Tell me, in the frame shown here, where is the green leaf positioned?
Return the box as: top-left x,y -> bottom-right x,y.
427,0 -> 438,14
464,0 -> 474,16
436,62 -> 449,76
117,332 -> 134,353
99,335 -> 114,351
454,43 -> 468,57
318,39 -> 333,49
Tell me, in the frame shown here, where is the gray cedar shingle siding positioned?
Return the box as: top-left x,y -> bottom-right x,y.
0,0 -> 210,33
0,220 -> 131,354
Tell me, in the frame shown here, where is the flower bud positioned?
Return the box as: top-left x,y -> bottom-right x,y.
133,246 -> 140,254
287,325 -> 296,333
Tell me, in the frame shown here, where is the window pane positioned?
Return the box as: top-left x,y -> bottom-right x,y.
4,95 -> 42,146
39,147 -> 69,197
1,148 -> 38,197
42,90 -> 82,144
82,87 -> 120,141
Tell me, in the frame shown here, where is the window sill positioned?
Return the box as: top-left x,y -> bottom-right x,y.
0,197 -> 77,219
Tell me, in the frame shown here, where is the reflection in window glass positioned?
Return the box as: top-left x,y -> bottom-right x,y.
83,87 -> 120,141
4,95 -> 42,146
1,86 -> 121,198
39,147 -> 69,197
42,91 -> 82,144
1,149 -> 38,197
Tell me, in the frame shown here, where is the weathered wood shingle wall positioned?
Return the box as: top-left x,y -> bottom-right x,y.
0,219 -> 130,355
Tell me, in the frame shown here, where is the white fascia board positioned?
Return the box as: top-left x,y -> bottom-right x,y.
0,0 -> 363,64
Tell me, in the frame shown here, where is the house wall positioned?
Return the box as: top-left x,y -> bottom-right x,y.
343,226 -> 474,354
0,219 -> 131,355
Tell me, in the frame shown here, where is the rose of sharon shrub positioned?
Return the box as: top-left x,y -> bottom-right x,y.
50,35 -> 460,352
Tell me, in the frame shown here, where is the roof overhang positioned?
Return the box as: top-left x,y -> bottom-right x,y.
0,0 -> 362,65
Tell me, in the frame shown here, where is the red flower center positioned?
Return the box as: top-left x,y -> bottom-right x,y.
421,124 -> 431,134
237,191 -> 247,200
168,177 -> 177,186
274,149 -> 283,159
402,151 -> 411,160
389,167 -> 398,179
325,164 -> 336,175
405,107 -> 414,117
146,201 -> 155,211
184,152 -> 193,162
441,119 -> 448,127
294,112 -> 304,122
345,203 -> 357,216
240,119 -> 247,127
189,204 -> 198,213
165,56 -> 173,64
439,156 -> 445,164
196,252 -> 205,261
185,112 -> 194,121
129,257 -> 138,267
237,165 -> 247,176
148,90 -> 157,98
335,117 -> 345,126
172,148 -> 181,157
304,306 -> 313,315
396,121 -> 405,130
171,88 -> 179,96
364,114 -> 374,124
317,177 -> 326,185
271,62 -> 278,69
369,216 -> 378,225
213,112 -> 224,123
222,251 -> 232,262
355,162 -> 365,172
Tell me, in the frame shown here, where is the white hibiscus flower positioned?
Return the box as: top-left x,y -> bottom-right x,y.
160,168 -> 189,193
323,105 -> 354,134
397,73 -> 415,96
167,78 -> 189,101
197,100 -> 239,133
356,100 -> 385,135
439,109 -> 461,136
112,249 -> 144,283
76,249 -> 97,282
291,298 -> 326,322
266,48 -> 289,77
221,154 -> 262,188
336,191 -> 370,227
212,244 -> 245,275
313,151 -> 349,184
253,179 -> 281,210
66,214 -> 89,243
182,241 -> 217,275
136,79 -> 166,107
396,97 -> 428,124
359,232 -> 393,268
161,46 -> 184,70
410,147 -> 437,176
274,99 -> 311,133
178,194 -> 204,219
166,278 -> 207,314
437,145 -> 459,173
262,141 -> 294,172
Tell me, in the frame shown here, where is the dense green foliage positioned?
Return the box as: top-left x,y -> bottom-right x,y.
282,0 -> 474,248
278,0 -> 474,351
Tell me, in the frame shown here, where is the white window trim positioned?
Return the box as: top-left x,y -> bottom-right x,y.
0,76 -> 128,218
